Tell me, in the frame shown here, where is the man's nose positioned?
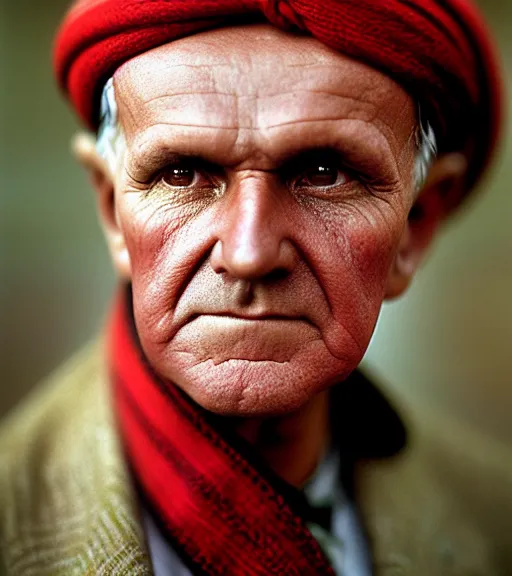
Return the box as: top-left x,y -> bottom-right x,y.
210,175 -> 298,281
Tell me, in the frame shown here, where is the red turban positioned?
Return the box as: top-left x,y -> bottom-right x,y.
54,0 -> 504,203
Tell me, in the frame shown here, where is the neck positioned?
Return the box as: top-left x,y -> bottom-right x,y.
218,390 -> 331,488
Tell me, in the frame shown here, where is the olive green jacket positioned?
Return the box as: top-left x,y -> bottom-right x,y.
0,344 -> 510,575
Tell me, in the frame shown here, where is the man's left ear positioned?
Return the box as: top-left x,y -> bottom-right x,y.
385,152 -> 467,299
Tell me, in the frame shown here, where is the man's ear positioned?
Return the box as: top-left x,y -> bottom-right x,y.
72,133 -> 131,279
385,152 -> 467,299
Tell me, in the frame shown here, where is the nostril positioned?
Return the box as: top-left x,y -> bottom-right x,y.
210,240 -> 227,274
263,267 -> 290,284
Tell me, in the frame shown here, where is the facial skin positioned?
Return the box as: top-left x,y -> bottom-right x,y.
80,25 -> 464,419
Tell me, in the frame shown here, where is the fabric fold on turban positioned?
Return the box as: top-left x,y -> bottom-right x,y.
54,0 -> 504,204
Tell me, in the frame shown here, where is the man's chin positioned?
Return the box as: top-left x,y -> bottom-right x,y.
154,344 -> 353,417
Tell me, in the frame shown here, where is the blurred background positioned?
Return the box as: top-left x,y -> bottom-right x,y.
1,0 -> 511,448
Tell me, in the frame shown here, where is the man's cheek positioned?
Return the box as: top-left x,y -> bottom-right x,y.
120,202 -> 185,277
349,225 -> 400,296
121,208 -> 213,345
309,199 -> 401,290
322,224 -> 401,357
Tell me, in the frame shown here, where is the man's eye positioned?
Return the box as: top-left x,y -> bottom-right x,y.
297,164 -> 350,188
162,166 -> 198,187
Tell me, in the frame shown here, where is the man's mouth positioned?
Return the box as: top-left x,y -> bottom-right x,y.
187,312 -> 313,323
172,314 -> 320,364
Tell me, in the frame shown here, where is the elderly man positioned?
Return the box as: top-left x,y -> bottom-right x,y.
0,0 -> 510,574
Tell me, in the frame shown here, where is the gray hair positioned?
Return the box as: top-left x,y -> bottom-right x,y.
97,78 -> 124,176
414,108 -> 437,191
97,77 -> 437,191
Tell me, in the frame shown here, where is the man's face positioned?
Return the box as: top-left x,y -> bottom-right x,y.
112,24 -> 417,416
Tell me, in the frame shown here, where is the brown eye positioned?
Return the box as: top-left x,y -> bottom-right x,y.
163,166 -> 196,187
297,164 -> 349,188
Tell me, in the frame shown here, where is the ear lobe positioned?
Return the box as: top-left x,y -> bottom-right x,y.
384,152 -> 467,300
72,132 -> 131,279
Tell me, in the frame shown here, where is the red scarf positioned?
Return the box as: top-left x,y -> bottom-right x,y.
110,291 -> 336,575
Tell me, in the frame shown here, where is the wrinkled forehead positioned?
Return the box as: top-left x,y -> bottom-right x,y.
113,24 -> 416,155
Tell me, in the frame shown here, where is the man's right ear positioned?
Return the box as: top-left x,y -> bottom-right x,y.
384,152 -> 467,300
72,133 -> 131,279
